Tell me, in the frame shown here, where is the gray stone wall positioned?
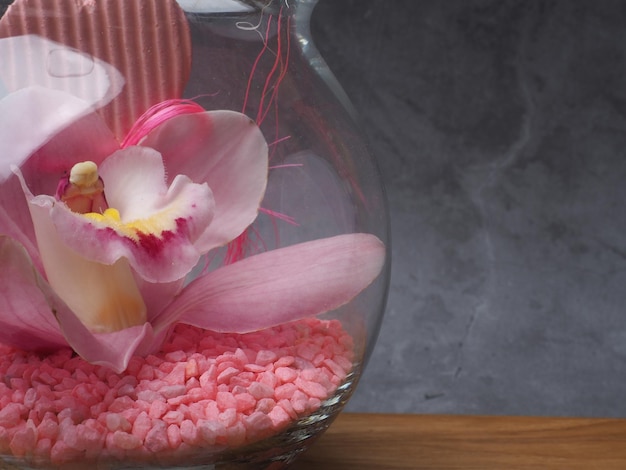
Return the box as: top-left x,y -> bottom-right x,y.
312,0 -> 626,417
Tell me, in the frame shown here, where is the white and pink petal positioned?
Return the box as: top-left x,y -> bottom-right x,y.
133,277 -> 185,323
18,181 -> 148,335
0,88 -> 119,268
0,87 -> 113,183
53,309 -> 158,374
158,233 -> 386,334
0,0 -> 192,142
0,235 -> 68,351
0,186 -> 41,271
0,35 -> 124,113
142,110 -> 268,252
49,147 -> 215,283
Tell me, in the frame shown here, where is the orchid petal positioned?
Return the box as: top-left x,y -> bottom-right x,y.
0,87 -> 118,268
0,88 -> 119,269
0,234 -> 160,372
0,184 -> 41,270
134,277 -> 185,322
0,0 -> 191,141
53,308 -> 157,374
49,147 -> 215,283
18,182 -> 149,335
20,108 -> 119,196
160,234 -> 386,334
142,110 -> 268,251
0,35 -> 124,110
0,236 -> 68,351
0,87 -> 100,182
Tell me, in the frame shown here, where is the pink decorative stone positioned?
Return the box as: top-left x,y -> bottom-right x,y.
267,405 -> 292,429
0,318 -> 354,466
0,403 -> 22,427
166,423 -> 182,449
248,381 -> 275,400
275,366 -> 298,383
255,350 -> 278,366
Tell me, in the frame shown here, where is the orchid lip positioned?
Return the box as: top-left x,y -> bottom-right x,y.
13,145 -> 217,334
66,152 -> 212,283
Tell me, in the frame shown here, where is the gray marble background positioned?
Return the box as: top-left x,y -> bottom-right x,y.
311,0 -> 626,417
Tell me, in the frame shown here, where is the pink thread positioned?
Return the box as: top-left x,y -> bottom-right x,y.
121,99 -> 205,148
258,207 -> 298,226
268,135 -> 292,147
241,15 -> 273,117
268,163 -> 303,170
255,10 -> 284,125
257,9 -> 291,128
228,8 -> 294,264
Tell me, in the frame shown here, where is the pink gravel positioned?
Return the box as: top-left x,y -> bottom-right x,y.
0,318 -> 354,465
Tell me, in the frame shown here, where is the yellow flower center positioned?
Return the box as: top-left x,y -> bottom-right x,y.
84,207 -> 122,223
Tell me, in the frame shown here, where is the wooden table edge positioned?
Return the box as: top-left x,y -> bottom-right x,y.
294,413 -> 626,469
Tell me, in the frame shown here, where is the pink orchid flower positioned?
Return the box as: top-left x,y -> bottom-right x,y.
0,72 -> 385,373
0,3 -> 385,373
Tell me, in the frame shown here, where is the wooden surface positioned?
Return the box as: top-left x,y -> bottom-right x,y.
294,413 -> 626,469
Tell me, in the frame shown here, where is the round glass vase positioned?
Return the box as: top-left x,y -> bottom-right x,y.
0,0 -> 390,469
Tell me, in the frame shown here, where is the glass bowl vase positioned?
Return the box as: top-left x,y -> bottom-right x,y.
0,0 -> 390,468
